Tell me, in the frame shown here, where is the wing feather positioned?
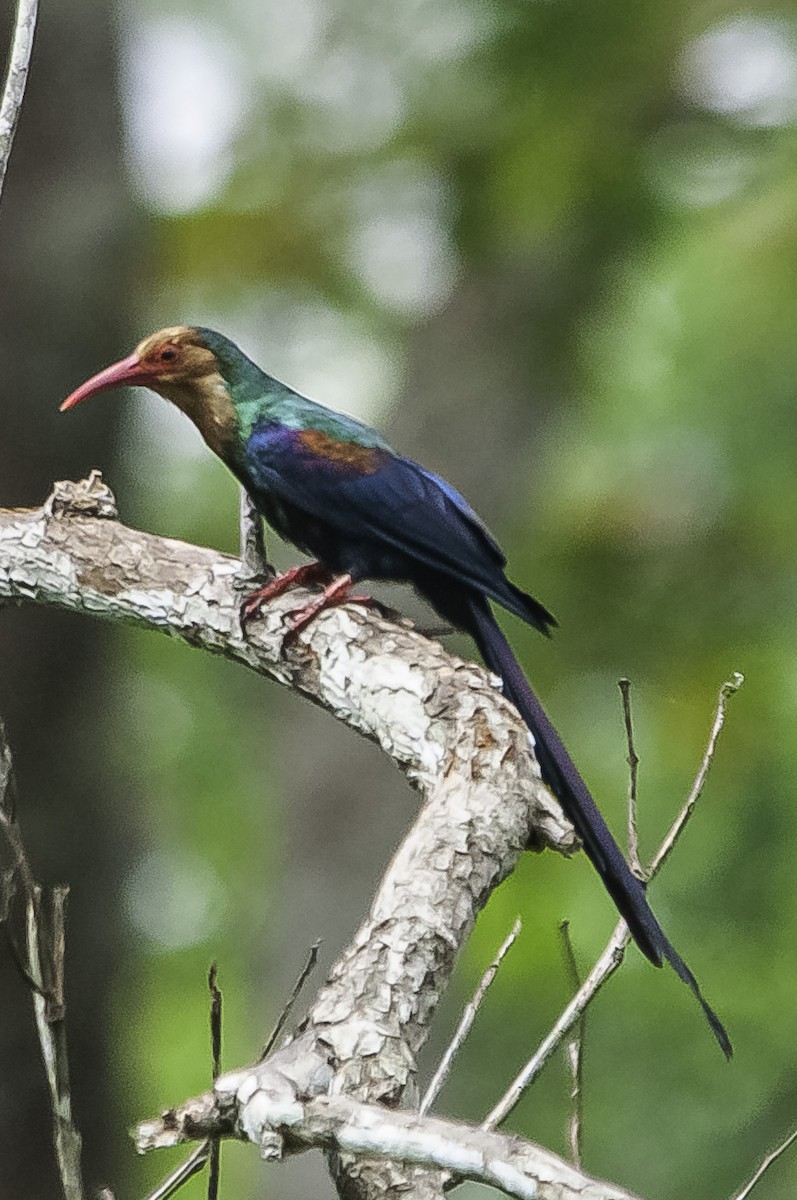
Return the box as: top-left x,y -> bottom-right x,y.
245,423 -> 508,584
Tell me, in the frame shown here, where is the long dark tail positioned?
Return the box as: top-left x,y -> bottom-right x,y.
464,594 -> 731,1058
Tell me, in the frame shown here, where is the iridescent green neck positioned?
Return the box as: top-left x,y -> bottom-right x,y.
193,327 -> 392,451
194,328 -> 305,441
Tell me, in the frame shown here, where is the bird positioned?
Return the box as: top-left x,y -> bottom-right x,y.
61,325 -> 731,1056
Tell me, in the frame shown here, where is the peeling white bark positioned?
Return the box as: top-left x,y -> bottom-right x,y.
136,1091 -> 642,1200
0,476 -> 614,1200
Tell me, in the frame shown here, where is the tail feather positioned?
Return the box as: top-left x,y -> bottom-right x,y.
464,595 -> 731,1058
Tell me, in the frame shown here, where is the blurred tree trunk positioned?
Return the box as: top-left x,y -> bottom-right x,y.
0,2 -> 135,1194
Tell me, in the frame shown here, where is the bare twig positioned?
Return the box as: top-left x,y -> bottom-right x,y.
483,674 -> 742,1131
559,921 -> 584,1169
648,672 -> 743,878
483,921 -> 628,1131
0,715 -> 16,816
0,722 -> 37,900
238,489 -> 272,581
140,967 -> 223,1200
207,964 -> 223,1200
618,679 -> 643,878
420,918 -> 521,1117
731,1125 -> 797,1200
0,788 -> 51,1001
209,963 -> 223,1079
0,0 -> 38,203
142,1142 -> 211,1200
260,940 -> 321,1059
26,888 -> 85,1200
0,724 -> 86,1199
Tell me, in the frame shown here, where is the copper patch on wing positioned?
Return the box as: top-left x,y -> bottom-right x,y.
298,429 -> 385,474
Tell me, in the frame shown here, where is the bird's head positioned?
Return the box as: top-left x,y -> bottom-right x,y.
60,326 -> 224,410
60,326 -> 256,457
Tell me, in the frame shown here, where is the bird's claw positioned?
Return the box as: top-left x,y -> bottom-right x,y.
281,588 -> 382,647
239,564 -> 382,644
239,562 -> 334,635
239,590 -> 268,630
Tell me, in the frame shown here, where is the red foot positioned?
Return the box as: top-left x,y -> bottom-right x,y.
285,574 -> 378,641
240,561 -> 333,627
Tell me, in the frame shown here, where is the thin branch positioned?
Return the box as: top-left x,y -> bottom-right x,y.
0,798 -> 52,1001
26,888 -> 85,1200
0,713 -> 16,816
238,489 -> 272,581
139,968 -> 223,1200
483,921 -> 628,1131
420,918 -> 521,1117
142,1142 -> 211,1200
0,724 -> 85,1198
260,940 -> 321,1060
0,727 -> 38,901
731,1125 -> 797,1200
559,920 -> 584,1170
209,962 -> 222,1080
649,672 -> 743,878
0,0 -> 37,203
3,908 -> 45,993
618,679 -> 643,878
207,964 -> 223,1200
483,673 -> 743,1131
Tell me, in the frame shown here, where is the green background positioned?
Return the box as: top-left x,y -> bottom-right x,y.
1,0 -> 796,1196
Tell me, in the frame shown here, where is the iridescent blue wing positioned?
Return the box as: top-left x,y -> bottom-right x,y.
244,421 -> 511,588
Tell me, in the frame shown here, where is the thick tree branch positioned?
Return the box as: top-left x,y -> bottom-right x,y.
136,1091 -> 642,1200
0,476 -> 569,849
1,476 -> 583,1199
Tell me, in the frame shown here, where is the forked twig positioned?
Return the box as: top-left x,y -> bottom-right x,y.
731,1125 -> 797,1200
420,918 -> 522,1117
483,673 -> 743,1130
0,0 -> 38,203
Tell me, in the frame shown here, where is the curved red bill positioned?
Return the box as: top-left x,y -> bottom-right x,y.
60,353 -> 146,412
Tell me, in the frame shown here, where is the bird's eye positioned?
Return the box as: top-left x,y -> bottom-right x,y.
160,347 -> 177,362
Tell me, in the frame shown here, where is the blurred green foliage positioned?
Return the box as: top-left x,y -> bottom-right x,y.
62,0 -> 797,1195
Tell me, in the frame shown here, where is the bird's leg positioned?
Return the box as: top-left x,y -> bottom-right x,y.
285,573 -> 379,640
240,561 -> 335,627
